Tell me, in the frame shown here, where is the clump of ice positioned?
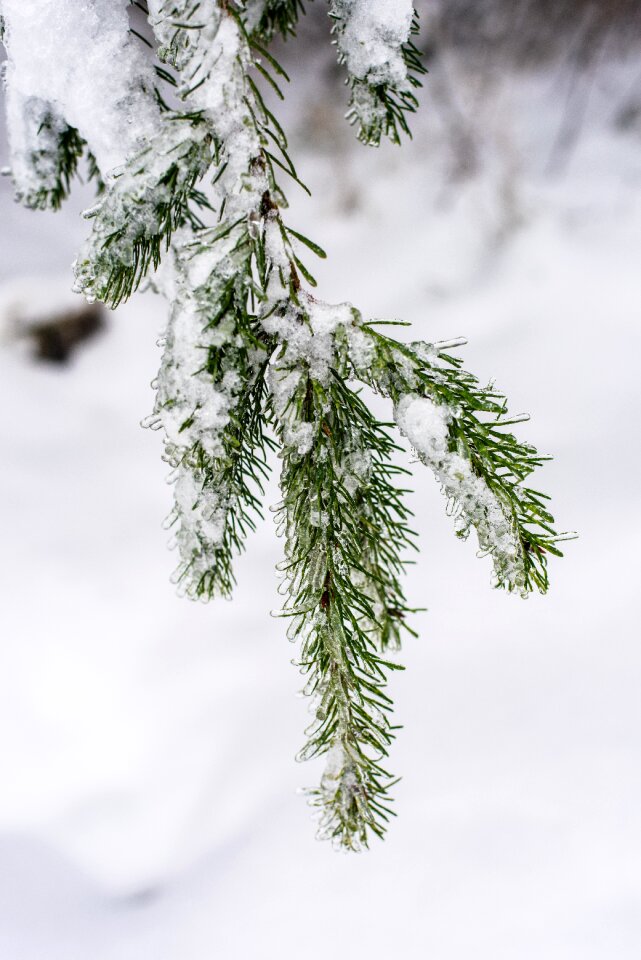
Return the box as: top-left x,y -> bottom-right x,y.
341,449 -> 372,495
172,466 -> 227,558
320,742 -> 359,814
395,394 -> 527,593
396,393 -> 451,458
284,421 -> 315,457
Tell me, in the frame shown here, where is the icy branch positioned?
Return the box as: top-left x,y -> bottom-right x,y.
0,0 -> 568,850
329,0 -> 424,145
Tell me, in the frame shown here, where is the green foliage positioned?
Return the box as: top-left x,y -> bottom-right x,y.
274,369 -> 415,848
331,8 -> 428,146
247,0 -> 308,40
171,295 -> 275,600
75,127 -> 213,307
113,1 -> 568,845
362,329 -> 568,594
24,117 -> 84,211
172,367 -> 275,600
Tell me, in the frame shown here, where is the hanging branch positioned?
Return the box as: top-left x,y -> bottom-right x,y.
244,0 -> 308,40
329,2 -> 427,145
2,95 -> 84,210
0,0 -> 572,849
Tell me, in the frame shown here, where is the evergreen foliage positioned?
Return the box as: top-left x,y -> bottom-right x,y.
1,94 -> 86,210
0,0 -> 571,850
329,4 -> 427,145
246,0 -> 307,40
24,111 -> 84,210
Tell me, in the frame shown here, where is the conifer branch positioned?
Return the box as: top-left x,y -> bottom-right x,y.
146,230 -> 275,599
329,3 -> 426,145
0,0 -> 572,850
271,339 -> 414,848
79,0 -> 568,843
75,129 -> 213,307
360,330 -> 569,595
244,0 -> 307,40
4,96 -> 84,210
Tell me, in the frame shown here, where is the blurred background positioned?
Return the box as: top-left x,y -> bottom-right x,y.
1,2 -> 641,957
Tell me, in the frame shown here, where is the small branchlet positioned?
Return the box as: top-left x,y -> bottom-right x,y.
74,127 -> 213,307
361,330 -> 569,595
8,98 -> 84,210
2,0 -> 571,851
245,0 -> 307,41
273,360 -> 413,848
329,5 -> 427,146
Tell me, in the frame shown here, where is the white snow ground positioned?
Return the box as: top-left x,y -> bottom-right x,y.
1,29 -> 641,960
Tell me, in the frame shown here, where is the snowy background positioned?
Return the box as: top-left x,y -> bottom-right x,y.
1,4 -> 641,957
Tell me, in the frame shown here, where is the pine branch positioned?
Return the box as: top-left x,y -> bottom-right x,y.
100,0 -> 569,843
1,0 -> 572,851
146,229 -> 275,599
75,126 -> 213,307
244,0 -> 308,41
360,329 -> 571,595
272,344 -> 413,848
168,365 -> 274,599
5,96 -> 84,210
329,3 -> 427,146
263,287 -> 569,839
